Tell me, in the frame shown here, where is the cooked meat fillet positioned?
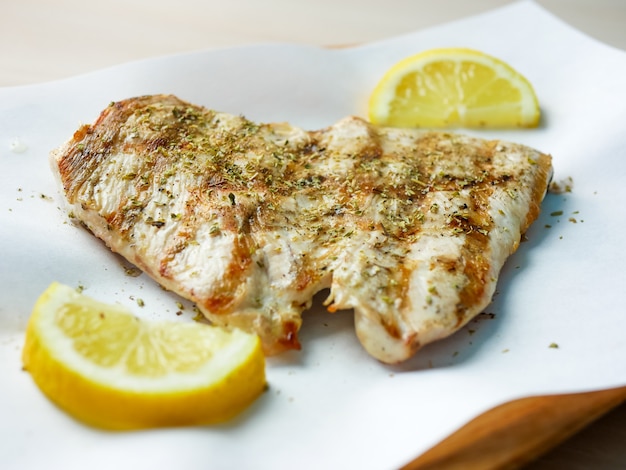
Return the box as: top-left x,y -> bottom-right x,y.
50,94 -> 552,363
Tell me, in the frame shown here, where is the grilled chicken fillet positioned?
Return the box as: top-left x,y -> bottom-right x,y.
51,94 -> 552,363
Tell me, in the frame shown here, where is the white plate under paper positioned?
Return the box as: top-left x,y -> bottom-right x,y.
1,1 -> 625,469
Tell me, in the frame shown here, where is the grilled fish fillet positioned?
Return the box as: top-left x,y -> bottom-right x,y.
51,94 -> 552,363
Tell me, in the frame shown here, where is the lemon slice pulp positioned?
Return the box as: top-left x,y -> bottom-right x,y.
368,48 -> 540,128
22,282 -> 266,430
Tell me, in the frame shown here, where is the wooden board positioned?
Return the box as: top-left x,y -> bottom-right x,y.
403,386 -> 626,469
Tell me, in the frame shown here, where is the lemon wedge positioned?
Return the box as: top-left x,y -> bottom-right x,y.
22,282 -> 266,430
368,48 -> 540,128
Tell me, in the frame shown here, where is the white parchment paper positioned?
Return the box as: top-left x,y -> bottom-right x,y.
1,2 -> 625,469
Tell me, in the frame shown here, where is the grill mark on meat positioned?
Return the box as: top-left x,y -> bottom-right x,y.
202,234 -> 253,314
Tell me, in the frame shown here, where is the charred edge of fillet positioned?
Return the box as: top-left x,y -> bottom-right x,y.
523,152 -> 553,232
57,97 -> 156,202
277,320 -> 302,351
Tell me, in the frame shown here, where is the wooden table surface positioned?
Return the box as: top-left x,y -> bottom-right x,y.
3,1 -> 625,468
